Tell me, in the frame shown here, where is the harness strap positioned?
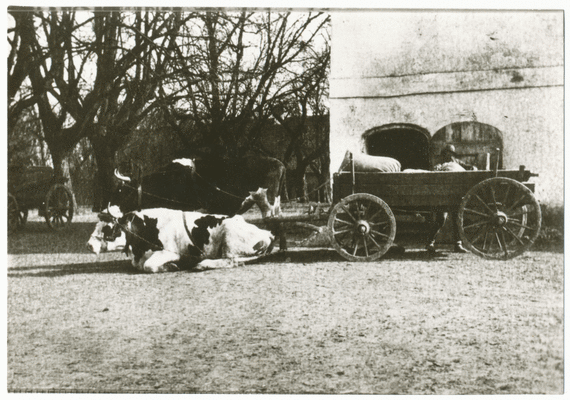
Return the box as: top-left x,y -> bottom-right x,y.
117,214 -> 164,252
182,212 -> 195,247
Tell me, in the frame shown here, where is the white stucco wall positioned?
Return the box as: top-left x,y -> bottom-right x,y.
330,10 -> 563,207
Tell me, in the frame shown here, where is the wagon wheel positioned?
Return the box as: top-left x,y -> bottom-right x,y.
8,194 -> 20,233
328,193 -> 396,262
19,209 -> 28,226
458,177 -> 541,260
45,184 -> 74,230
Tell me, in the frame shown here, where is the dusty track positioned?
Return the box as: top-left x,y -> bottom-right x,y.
7,211 -> 564,394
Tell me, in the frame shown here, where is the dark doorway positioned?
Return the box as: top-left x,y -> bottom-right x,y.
363,124 -> 431,170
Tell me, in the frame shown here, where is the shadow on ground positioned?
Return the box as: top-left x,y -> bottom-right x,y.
8,260 -> 139,278
8,222 -> 98,255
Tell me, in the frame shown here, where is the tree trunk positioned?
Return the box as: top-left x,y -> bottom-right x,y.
50,149 -> 78,211
289,165 -> 308,202
90,138 -> 117,212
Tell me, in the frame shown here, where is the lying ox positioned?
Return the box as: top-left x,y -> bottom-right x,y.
88,208 -> 274,273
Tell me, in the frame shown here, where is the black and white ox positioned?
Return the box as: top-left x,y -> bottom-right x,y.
88,208 -> 274,273
108,155 -> 286,218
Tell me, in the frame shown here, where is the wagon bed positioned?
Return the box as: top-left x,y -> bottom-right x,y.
333,167 -> 535,208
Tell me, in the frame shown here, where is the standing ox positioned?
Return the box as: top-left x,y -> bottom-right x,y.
108,155 -> 286,218
88,208 -> 274,273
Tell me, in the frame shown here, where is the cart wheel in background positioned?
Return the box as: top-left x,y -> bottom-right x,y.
328,193 -> 396,262
8,194 -> 20,233
45,184 -> 74,230
458,177 -> 541,260
19,209 -> 28,227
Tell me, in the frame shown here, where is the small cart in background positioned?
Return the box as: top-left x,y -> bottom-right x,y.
8,166 -> 74,233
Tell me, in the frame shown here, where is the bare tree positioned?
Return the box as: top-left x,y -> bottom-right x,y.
8,9 -> 189,210
161,11 -> 330,160
87,10 -> 188,210
271,29 -> 331,201
8,9 -> 330,208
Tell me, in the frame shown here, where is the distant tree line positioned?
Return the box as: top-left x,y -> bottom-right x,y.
8,8 -> 330,209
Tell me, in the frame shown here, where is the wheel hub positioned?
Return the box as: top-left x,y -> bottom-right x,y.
493,211 -> 508,226
356,220 -> 370,235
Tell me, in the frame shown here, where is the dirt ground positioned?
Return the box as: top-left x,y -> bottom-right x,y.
7,210 -> 564,394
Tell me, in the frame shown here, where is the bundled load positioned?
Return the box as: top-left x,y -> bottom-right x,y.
338,151 -> 401,173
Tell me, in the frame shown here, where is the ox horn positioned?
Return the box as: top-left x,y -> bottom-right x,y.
114,168 -> 131,182
98,212 -> 116,223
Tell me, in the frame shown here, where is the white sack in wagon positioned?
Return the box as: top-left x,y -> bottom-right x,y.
403,169 -> 431,173
338,151 -> 401,173
433,161 -> 466,172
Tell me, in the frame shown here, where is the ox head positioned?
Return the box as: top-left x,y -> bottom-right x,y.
239,187 -> 280,218
105,168 -> 140,218
86,212 -> 127,254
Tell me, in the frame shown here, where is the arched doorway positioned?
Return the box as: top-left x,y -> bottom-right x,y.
431,122 -> 504,170
363,124 -> 431,170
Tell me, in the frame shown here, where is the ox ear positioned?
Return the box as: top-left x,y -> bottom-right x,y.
114,168 -> 131,182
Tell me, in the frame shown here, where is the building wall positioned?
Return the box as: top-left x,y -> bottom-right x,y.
330,10 -> 563,207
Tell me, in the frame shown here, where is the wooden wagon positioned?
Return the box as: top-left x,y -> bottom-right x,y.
257,151 -> 541,261
8,166 -> 74,232
327,159 -> 541,261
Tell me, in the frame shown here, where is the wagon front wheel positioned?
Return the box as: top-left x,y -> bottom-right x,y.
328,193 -> 396,262
45,184 -> 74,230
458,177 -> 541,260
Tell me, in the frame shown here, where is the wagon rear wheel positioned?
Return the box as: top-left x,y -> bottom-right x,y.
45,184 -> 74,230
8,194 -> 20,233
458,177 -> 541,260
328,193 -> 396,262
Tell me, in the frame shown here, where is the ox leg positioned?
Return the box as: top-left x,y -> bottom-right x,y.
140,251 -> 181,273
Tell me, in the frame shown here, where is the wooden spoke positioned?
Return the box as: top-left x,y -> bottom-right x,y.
334,217 -> 352,226
352,239 -> 359,256
367,234 -> 383,250
474,194 -> 496,215
362,237 -> 369,257
502,225 -> 526,246
463,207 -> 493,218
333,227 -> 354,236
506,193 -> 529,214
506,220 -> 539,232
489,186 -> 499,211
482,231 -> 491,251
341,205 -> 357,222
468,225 -> 494,247
370,229 -> 390,240
497,231 -> 509,258
463,220 -> 490,231
370,220 -> 390,228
